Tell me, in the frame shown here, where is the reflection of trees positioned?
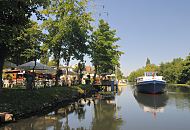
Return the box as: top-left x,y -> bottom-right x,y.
0,102 -> 87,130
91,99 -> 123,130
0,98 -> 124,130
75,107 -> 86,120
167,86 -> 190,93
168,93 -> 190,110
167,86 -> 190,110
0,115 -> 62,130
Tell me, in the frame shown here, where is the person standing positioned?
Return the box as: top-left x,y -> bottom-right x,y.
24,71 -> 34,90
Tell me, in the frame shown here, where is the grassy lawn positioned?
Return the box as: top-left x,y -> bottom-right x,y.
0,86 -> 85,119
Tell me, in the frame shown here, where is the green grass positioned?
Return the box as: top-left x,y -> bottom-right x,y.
99,91 -> 114,95
0,86 -> 85,119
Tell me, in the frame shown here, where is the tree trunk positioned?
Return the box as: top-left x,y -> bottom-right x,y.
66,59 -> 70,86
32,59 -> 37,89
55,59 -> 60,87
92,65 -> 97,86
0,57 -> 5,91
78,62 -> 82,84
0,46 -> 7,92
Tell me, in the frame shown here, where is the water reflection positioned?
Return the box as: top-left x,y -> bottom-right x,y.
134,91 -> 168,116
2,85 -> 190,130
167,85 -> 190,93
167,86 -> 190,111
0,96 -> 122,130
0,100 -> 88,130
92,99 -> 123,130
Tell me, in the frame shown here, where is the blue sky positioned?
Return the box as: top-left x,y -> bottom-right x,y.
34,0 -> 190,76
91,0 -> 190,76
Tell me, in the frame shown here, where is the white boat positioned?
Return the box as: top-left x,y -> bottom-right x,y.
136,72 -> 166,94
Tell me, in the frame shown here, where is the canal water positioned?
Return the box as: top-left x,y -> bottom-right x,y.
1,85 -> 190,130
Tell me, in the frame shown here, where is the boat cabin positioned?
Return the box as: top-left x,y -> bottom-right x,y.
144,72 -> 158,77
136,72 -> 164,83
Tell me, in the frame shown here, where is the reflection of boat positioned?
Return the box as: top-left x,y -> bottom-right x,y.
134,91 -> 168,115
136,72 -> 166,94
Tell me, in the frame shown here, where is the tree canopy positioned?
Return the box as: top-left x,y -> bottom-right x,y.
0,0 -> 48,89
178,54 -> 190,84
42,0 -> 92,68
0,0 -> 124,89
146,58 -> 151,66
90,19 -> 123,76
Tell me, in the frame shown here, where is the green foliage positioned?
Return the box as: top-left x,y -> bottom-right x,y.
127,68 -> 145,82
177,54 -> 190,84
116,67 -> 124,80
146,58 -> 151,66
42,0 -> 93,86
128,55 -> 190,85
159,58 -> 184,83
145,64 -> 159,72
0,0 -> 48,88
90,19 -> 123,75
99,91 -> 114,95
0,0 -> 48,53
47,60 -> 57,67
128,63 -> 159,82
187,80 -> 190,85
42,0 -> 93,68
0,87 -> 82,118
40,44 -> 50,65
7,21 -> 45,65
1,0 -> 125,90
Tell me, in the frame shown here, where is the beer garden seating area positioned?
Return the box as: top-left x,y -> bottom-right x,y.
2,61 -> 78,89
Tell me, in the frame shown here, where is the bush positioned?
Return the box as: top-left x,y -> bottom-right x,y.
186,80 -> 190,85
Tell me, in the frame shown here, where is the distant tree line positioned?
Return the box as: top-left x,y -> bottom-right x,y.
127,54 -> 190,85
0,0 -> 124,89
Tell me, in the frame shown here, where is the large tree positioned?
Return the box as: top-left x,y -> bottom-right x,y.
90,19 -> 123,82
42,0 -> 92,86
0,0 -> 48,89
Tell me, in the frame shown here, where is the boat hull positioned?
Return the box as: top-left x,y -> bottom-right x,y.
136,80 -> 166,94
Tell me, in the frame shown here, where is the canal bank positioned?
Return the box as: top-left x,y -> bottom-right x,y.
1,85 -> 190,130
0,85 -> 95,124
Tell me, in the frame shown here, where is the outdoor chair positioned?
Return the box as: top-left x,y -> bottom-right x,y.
3,80 -> 14,88
3,80 -> 9,88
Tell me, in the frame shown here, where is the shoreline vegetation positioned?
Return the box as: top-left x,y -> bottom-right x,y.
167,83 -> 190,88
127,54 -> 190,86
0,85 -> 95,125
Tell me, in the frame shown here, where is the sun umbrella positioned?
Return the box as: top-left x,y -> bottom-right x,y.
18,61 -> 54,71
4,61 -> 17,68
